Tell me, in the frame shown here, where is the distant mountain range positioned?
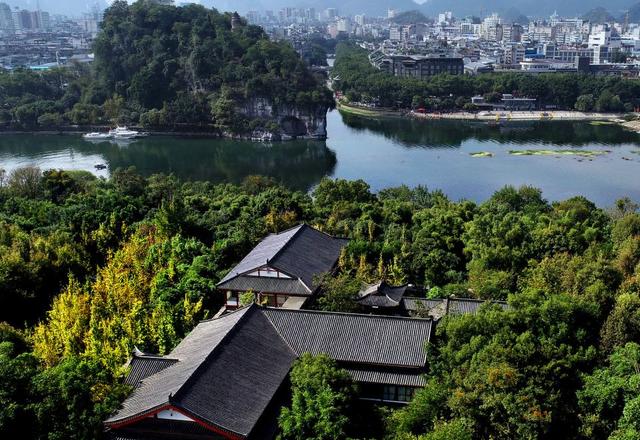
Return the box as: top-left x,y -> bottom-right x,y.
421,0 -> 635,19
205,0 -> 639,19
581,6 -> 616,23
3,0 -> 639,22
205,0 -> 419,16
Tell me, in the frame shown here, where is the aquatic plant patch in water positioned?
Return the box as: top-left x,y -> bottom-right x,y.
508,149 -> 611,157
469,152 -> 494,157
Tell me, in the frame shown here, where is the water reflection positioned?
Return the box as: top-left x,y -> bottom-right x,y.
1,112 -> 640,205
338,112 -> 640,148
0,134 -> 337,192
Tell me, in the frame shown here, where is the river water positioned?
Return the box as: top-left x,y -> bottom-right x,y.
0,110 -> 639,205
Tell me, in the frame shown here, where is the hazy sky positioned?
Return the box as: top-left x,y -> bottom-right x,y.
2,0 -> 626,19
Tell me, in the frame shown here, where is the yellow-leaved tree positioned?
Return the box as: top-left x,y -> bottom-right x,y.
33,226 -> 206,373
33,276 -> 91,367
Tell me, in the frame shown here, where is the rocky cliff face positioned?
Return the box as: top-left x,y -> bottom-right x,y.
239,98 -> 328,140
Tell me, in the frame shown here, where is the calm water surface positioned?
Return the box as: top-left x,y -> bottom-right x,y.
1,110 -> 639,205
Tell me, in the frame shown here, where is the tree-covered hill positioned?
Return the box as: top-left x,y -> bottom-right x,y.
95,2 -> 329,113
93,1 -> 333,137
582,6 -> 616,24
0,1 -> 334,138
389,10 -> 430,25
621,2 -> 640,22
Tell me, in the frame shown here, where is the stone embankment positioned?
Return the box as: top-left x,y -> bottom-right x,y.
622,119 -> 640,132
410,110 -> 624,122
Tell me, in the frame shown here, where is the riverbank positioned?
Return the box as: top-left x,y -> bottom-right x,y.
336,102 -> 403,118
410,110 -> 625,122
0,126 -> 327,141
622,119 -> 640,133
335,102 -> 627,124
0,128 -> 223,138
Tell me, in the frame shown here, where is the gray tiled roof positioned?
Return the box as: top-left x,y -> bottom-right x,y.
218,226 -> 301,285
125,356 -> 178,388
402,298 -> 443,311
447,298 -> 509,315
107,305 -> 433,438
216,275 -> 310,296
357,282 -> 408,308
217,224 -> 347,291
403,297 -> 509,319
346,368 -> 426,387
262,308 -> 432,367
105,307 -> 250,426
174,308 -> 296,437
267,225 -> 348,288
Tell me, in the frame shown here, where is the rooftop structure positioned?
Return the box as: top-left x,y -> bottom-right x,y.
356,281 -> 408,309
373,54 -> 464,79
355,281 -> 509,319
472,93 -> 538,110
105,305 -> 434,439
217,224 -> 348,309
403,296 -> 509,319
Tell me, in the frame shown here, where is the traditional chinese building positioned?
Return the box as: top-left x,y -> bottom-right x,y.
216,224 -> 348,309
356,282 -> 509,319
104,305 -> 434,439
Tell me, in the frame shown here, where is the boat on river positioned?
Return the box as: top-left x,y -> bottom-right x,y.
83,132 -> 112,140
83,127 -> 148,141
109,126 -> 147,139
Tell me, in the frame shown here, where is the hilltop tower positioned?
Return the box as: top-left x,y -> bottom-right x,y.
231,12 -> 242,31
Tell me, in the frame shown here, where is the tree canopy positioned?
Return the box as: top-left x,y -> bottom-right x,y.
278,353 -> 356,440
0,170 -> 638,439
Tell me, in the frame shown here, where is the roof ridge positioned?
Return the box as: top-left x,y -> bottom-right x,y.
402,296 -> 506,304
172,306 -> 257,405
267,223 -> 307,267
450,297 -> 508,304
262,305 -> 433,322
305,223 -> 350,241
403,296 -> 442,300
199,304 -> 252,323
217,225 -> 306,287
269,223 -> 347,268
259,308 -> 300,356
216,225 -> 305,287
269,222 -> 306,236
133,354 -> 179,361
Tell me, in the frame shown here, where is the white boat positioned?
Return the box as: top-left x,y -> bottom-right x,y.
109,126 -> 145,139
83,132 -> 112,140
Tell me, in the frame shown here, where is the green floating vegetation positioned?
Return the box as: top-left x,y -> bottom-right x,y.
630,150 -> 640,154
508,149 -> 611,157
469,151 -> 494,157
590,121 -> 616,126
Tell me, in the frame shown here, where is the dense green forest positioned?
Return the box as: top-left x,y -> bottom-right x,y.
333,43 -> 640,112
0,167 -> 639,438
0,1 -> 332,135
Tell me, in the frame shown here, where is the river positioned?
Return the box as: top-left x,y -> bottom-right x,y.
0,110 -> 639,205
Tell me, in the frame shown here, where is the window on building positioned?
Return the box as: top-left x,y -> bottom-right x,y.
397,386 -> 414,402
382,385 -> 415,402
226,292 -> 238,307
383,385 -> 395,401
260,294 -> 277,307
